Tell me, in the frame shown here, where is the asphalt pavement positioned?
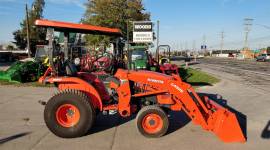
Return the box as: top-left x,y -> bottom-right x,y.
0,57 -> 270,150
196,57 -> 270,93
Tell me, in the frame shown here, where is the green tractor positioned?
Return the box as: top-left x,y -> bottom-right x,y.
130,46 -> 148,70
129,46 -> 157,71
0,45 -> 48,83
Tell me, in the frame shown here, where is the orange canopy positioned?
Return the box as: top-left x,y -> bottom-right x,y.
35,19 -> 122,36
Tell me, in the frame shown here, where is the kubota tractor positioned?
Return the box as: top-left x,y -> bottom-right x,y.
36,19 -> 246,143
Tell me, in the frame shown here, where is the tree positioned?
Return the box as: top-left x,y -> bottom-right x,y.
13,0 -> 46,54
6,45 -> 15,50
13,30 -> 26,49
82,0 -> 150,46
267,46 -> 270,54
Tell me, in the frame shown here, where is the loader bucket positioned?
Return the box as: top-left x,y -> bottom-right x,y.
207,99 -> 246,143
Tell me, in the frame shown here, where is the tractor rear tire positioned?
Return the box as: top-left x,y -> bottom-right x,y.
136,106 -> 169,138
44,89 -> 96,138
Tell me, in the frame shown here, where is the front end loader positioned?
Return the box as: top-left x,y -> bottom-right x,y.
110,69 -> 245,142
36,19 -> 246,143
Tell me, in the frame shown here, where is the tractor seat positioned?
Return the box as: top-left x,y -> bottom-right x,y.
161,58 -> 169,65
65,61 -> 78,76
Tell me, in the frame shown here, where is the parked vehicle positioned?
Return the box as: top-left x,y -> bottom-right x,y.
36,19 -> 245,143
130,46 -> 148,70
157,45 -> 178,75
256,54 -> 270,62
0,52 -> 13,62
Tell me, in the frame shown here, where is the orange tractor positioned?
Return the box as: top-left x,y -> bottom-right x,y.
36,19 -> 246,143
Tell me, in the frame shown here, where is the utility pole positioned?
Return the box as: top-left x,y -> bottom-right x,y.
180,43 -> 183,56
127,20 -> 130,71
243,18 -> 254,50
156,20 -> 160,60
185,41 -> 188,56
203,34 -> 206,45
193,40 -> 197,62
25,4 -> 31,58
192,40 -> 196,51
220,31 -> 224,55
176,42 -> 179,56
203,34 -> 206,55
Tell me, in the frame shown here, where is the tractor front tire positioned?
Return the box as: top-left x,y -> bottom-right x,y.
44,90 -> 96,138
136,106 -> 169,138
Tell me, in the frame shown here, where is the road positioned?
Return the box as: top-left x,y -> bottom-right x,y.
0,57 -> 270,150
200,57 -> 270,74
197,57 -> 270,93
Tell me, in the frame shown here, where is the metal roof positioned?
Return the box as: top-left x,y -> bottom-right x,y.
35,19 -> 122,36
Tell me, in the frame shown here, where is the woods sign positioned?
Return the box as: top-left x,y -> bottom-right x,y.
133,21 -> 153,43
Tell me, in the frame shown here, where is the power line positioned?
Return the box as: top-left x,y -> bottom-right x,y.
256,24 -> 270,30
211,35 -> 270,46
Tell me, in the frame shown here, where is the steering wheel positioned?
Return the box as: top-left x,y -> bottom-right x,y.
93,52 -> 113,72
80,50 -> 113,72
80,50 -> 97,72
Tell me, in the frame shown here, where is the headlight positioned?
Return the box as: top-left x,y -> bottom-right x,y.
74,58 -> 80,66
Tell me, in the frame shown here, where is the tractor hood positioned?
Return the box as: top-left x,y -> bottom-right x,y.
114,69 -> 173,88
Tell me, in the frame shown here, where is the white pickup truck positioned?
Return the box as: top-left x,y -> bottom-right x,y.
256,54 -> 270,62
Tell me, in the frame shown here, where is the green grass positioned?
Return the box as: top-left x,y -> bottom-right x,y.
179,68 -> 220,86
0,68 -> 220,88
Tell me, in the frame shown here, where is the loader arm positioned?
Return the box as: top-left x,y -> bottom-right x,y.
167,81 -> 209,128
166,75 -> 246,142
113,70 -> 246,143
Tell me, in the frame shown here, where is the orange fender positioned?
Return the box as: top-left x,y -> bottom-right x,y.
48,77 -> 103,111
